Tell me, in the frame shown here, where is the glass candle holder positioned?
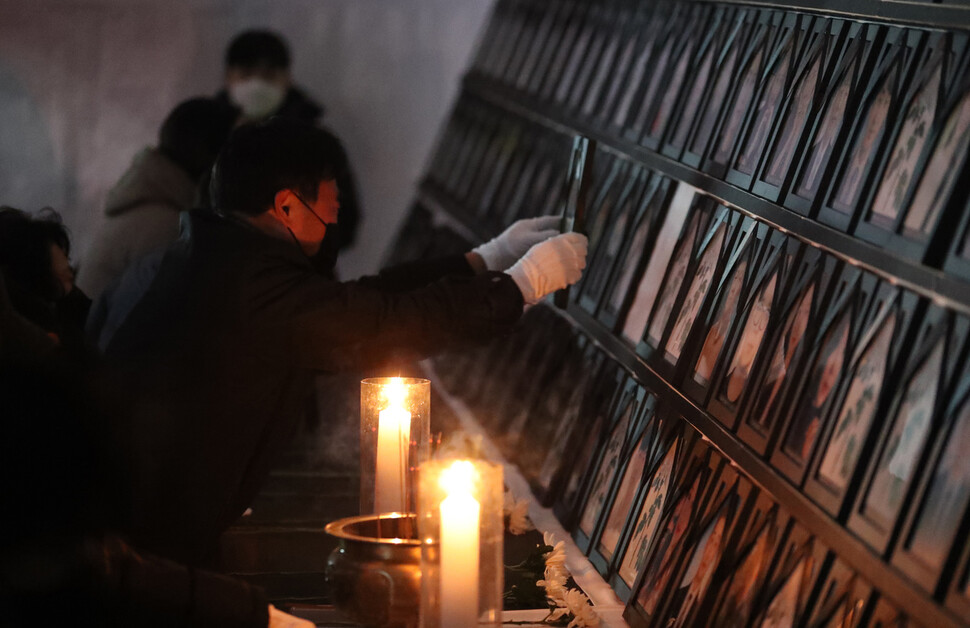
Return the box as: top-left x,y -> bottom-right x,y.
361,377 -> 431,516
417,458 -> 504,627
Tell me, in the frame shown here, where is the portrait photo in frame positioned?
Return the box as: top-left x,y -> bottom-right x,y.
563,1 -> 623,116
578,0 -> 638,119
816,28 -> 924,233
767,266 -> 880,485
804,288 -> 919,517
751,531 -> 828,628
802,559 -> 870,628
890,326 -> 970,600
849,305 -> 967,555
782,24 -> 883,216
588,1 -> 652,125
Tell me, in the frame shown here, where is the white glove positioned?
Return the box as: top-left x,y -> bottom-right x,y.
268,605 -> 315,628
473,215 -> 561,271
507,232 -> 588,305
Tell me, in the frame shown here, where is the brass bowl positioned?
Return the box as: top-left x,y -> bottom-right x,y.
325,513 -> 422,628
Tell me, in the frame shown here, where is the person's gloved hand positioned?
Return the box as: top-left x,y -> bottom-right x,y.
506,232 -> 588,305
473,216 -> 561,271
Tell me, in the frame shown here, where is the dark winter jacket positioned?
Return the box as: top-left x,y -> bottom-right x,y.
89,209 -> 522,564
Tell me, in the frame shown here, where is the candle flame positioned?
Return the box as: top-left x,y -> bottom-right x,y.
440,460 -> 476,496
383,377 -> 406,408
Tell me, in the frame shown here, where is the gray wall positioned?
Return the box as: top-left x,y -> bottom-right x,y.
0,0 -> 494,279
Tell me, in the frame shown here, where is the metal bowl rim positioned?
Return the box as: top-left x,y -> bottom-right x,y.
324,512 -> 422,546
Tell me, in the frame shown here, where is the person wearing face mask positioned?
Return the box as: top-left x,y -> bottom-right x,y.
215,29 -> 361,268
87,117 -> 587,565
79,98 -> 240,302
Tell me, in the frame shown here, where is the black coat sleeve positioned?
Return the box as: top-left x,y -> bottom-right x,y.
355,254 -> 474,293
245,257 -> 523,372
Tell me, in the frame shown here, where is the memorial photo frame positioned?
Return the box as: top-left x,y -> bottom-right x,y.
725,12 -> 812,191
492,0 -> 540,87
610,418 -> 691,601
569,0 -> 630,118
634,4 -> 714,151
625,438 -> 719,628
767,265 -> 881,485
621,181 -> 699,346
946,536 -> 970,618
891,322 -> 970,598
707,232 -> 800,429
751,18 -> 847,202
551,1 -> 602,108
703,10 -> 785,179
591,1 -> 655,126
855,33 -> 964,247
707,496 -> 789,627
574,377 -> 650,552
552,361 -> 625,528
538,0 -> 595,103
782,23 -> 883,216
680,8 -> 757,170
750,528 -> 828,628
682,221 -> 777,406
578,0 -> 637,118
658,468 -> 755,627
816,27 -> 924,232
561,0 -> 616,115
587,395 -> 665,575
660,5 -> 735,161
478,0 -> 528,81
802,559 -> 870,628
849,305 -> 967,554
599,174 -> 675,331
579,165 -> 650,315
510,0 -> 566,93
803,287 -> 917,517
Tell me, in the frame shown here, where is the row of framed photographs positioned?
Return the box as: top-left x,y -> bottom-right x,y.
463,0 -> 970,266
428,297 -> 970,625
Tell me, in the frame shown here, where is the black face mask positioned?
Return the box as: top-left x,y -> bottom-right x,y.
293,193 -> 339,277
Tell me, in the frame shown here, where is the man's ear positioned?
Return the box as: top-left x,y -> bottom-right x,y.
272,189 -> 296,225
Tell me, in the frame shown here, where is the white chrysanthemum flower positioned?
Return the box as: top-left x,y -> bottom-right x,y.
506,495 -> 534,535
563,589 -> 599,628
544,540 -> 567,570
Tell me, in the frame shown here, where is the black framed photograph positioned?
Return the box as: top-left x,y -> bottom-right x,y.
725,13 -> 810,190
767,266 -> 879,485
751,531 -> 828,628
610,422 -> 686,600
599,174 -> 675,331
804,288 -> 919,517
510,0 -> 565,92
683,221 -> 774,406
706,232 -> 797,429
494,0 -> 542,87
538,0 -> 594,103
866,596 -> 911,628
552,362 -> 625,528
621,181 -> 699,346
660,6 -> 735,161
579,165 -> 650,315
607,2 -> 682,132
550,2 -> 600,108
574,378 -> 650,552
633,4 -> 714,150
587,396 -> 666,576
781,23 -> 883,216
591,1 -> 655,125
703,10 -> 785,179
562,0 -> 616,115
472,0 -> 517,78
751,18 -> 847,203
802,559 -> 870,628
578,1 -> 636,118
625,438 -> 718,628
661,207 -> 749,374
946,532 -> 970,618
816,27 -> 924,232
855,33 -> 962,248
890,323 -> 970,598
848,305 -> 966,554
707,496 -> 789,627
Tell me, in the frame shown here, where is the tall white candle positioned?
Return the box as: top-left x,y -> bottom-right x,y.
439,461 -> 480,627
375,379 -> 411,513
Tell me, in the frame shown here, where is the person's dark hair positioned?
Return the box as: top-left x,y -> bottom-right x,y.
0,206 -> 71,301
210,117 -> 341,216
158,97 -> 239,182
225,30 -> 291,70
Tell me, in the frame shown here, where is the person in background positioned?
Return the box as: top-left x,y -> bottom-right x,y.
78,97 -> 239,301
217,29 -> 361,261
89,117 -> 586,565
0,206 -> 91,360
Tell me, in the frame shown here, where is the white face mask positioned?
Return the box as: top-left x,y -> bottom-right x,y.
229,78 -> 286,119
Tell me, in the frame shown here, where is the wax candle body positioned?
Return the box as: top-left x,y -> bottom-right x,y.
375,405 -> 411,513
440,492 -> 480,627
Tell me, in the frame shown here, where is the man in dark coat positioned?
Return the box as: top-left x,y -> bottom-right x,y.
89,118 -> 587,565
216,29 -> 361,259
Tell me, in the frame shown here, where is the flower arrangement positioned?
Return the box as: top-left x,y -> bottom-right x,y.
503,489 -> 535,535
504,532 -> 599,627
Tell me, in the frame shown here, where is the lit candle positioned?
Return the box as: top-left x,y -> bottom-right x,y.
439,461 -> 480,627
375,378 -> 411,513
